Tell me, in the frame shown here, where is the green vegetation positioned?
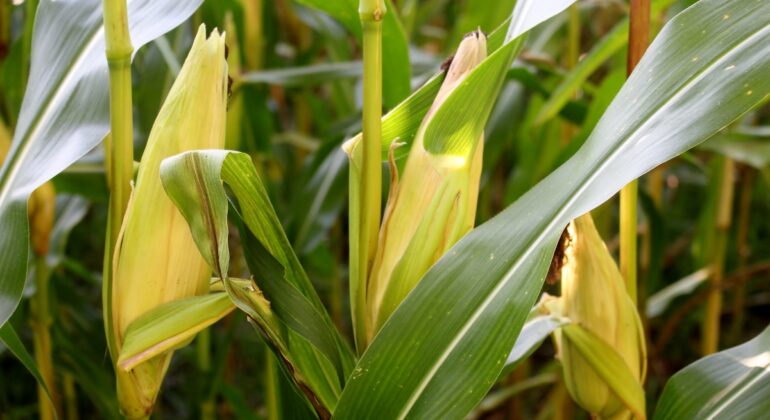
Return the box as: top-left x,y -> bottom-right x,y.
0,0 -> 768,418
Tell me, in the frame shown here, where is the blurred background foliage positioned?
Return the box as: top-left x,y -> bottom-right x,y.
0,0 -> 768,418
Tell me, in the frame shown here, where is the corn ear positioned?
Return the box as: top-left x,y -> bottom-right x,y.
557,214 -> 647,419
365,31 -> 487,340
110,26 -> 228,418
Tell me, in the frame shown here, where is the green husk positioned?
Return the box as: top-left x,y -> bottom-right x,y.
555,214 -> 647,419
359,31 -> 488,342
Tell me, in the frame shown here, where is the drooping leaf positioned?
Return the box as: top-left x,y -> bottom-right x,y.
0,0 -> 202,329
654,325 -> 770,419
160,150 -> 354,413
333,0 -> 770,418
117,292 -> 236,371
0,323 -> 54,408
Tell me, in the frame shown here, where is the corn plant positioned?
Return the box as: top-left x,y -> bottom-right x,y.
0,0 -> 768,418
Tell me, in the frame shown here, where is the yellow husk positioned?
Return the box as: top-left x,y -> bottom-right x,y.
558,214 -> 646,419
110,26 -> 227,418
365,31 -> 487,341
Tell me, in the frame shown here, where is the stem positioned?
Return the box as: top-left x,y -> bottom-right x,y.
102,0 -> 134,360
702,157 -> 735,355
358,0 -> 385,346
63,373 -> 78,420
0,0 -> 9,61
331,223 -> 344,330
551,373 -> 573,420
265,350 -> 279,420
728,167 -> 754,343
30,256 -> 59,419
197,329 -> 214,420
620,0 -> 650,303
620,182 -> 638,302
240,0 -> 264,70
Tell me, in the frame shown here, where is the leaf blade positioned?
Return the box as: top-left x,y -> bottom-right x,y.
0,0 -> 203,329
654,325 -> 770,419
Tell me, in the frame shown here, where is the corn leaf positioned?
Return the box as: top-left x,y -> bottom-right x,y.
239,62 -> 363,87
533,0 -> 679,126
646,268 -> 710,318
294,0 -> 410,107
533,16 -> 628,126
701,129 -> 770,171
117,293 -> 236,371
0,0 -> 202,329
501,315 -> 567,376
333,0 -> 770,418
0,323 -> 54,408
561,324 -> 646,418
160,150 -> 355,413
654,325 -> 770,419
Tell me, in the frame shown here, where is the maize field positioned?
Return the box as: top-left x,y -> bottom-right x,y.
0,0 -> 768,418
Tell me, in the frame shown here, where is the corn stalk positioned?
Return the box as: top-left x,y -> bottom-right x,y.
102,0 -> 134,361
352,0 -> 385,351
620,0 -> 651,304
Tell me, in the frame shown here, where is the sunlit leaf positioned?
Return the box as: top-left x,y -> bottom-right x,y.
654,325 -> 770,419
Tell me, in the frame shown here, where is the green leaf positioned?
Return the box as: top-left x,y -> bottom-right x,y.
0,323 -> 54,411
501,315 -> 567,376
534,0 -> 679,126
0,0 -> 202,329
534,17 -> 629,126
422,35 -> 525,156
160,150 -> 355,413
654,325 -> 770,419
117,292 -> 236,371
701,129 -> 770,170
561,324 -> 646,419
646,268 -> 710,318
239,61 -> 364,87
334,0 -> 770,418
450,0 -> 518,47
291,147 -> 348,255
470,372 -> 557,418
294,0 -> 410,107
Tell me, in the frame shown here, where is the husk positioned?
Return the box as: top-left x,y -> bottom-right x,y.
110,25 -> 228,418
366,31 -> 487,339
559,214 -> 646,419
